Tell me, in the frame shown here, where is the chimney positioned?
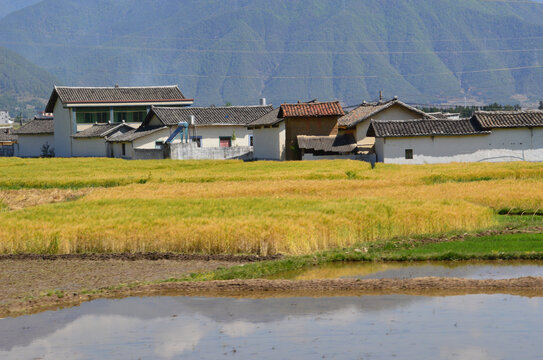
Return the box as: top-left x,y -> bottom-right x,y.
379,91 -> 383,103
115,84 -> 119,88
260,98 -> 267,106
189,115 -> 195,126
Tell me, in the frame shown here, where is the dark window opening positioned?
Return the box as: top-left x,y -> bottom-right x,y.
405,149 -> 413,160
122,143 -> 126,156
219,137 -> 232,148
155,141 -> 163,149
191,136 -> 202,148
249,135 -> 254,147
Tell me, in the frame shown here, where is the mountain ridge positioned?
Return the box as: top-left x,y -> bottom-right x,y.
1,0 -> 543,107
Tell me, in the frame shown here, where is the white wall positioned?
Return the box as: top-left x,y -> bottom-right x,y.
378,127 -> 543,164
194,126 -> 252,148
72,138 -> 108,157
16,134 -> 55,157
253,122 -> 286,160
53,100 -> 73,157
133,128 -> 172,149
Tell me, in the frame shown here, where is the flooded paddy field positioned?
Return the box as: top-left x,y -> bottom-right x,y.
1,294 -> 543,359
269,260 -> 543,281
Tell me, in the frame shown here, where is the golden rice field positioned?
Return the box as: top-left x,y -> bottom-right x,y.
0,158 -> 542,255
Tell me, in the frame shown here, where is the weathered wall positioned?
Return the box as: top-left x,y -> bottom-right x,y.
16,134 -> 55,157
72,138 -> 108,157
355,104 -> 423,142
285,116 -> 339,160
193,126 -> 252,148
111,142 -> 134,159
133,128 -> 172,149
378,127 -> 543,164
53,100 -> 72,157
167,142 -> 253,160
302,153 -> 377,164
252,122 -> 286,160
134,148 -> 164,160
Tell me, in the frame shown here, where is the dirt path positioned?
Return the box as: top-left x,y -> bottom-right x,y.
3,277 -> 543,318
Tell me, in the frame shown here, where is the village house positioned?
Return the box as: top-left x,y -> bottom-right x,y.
249,100 -> 345,161
0,127 -> 17,156
367,110 -> 543,164
0,110 -> 12,125
107,104 -> 273,160
44,85 -> 193,157
13,118 -> 54,157
337,97 -> 436,155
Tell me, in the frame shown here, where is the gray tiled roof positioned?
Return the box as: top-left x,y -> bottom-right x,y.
248,108 -> 283,127
13,119 -> 54,135
367,119 -> 489,138
148,105 -> 274,126
0,127 -> 17,142
338,99 -> 435,128
72,123 -> 134,138
46,85 -> 191,112
107,126 -> 167,142
297,134 -> 357,153
473,111 -> 543,129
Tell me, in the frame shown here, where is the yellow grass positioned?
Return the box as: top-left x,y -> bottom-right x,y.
0,158 -> 541,255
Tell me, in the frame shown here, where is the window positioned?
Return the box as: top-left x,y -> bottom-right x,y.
219,137 -> 232,148
155,141 -> 163,149
191,136 -> 202,148
249,135 -> 254,147
122,143 -> 126,156
75,107 -> 110,124
405,149 -> 413,160
113,106 -> 147,123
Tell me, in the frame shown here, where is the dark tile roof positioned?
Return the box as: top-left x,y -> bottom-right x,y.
72,123 -> 134,138
279,101 -> 344,118
297,134 -> 357,153
473,111 -> 543,129
148,105 -> 274,127
248,108 -> 283,127
0,127 -> 17,142
367,118 -> 490,138
46,85 -> 192,112
13,119 -> 54,135
107,126 -> 167,142
338,99 -> 435,128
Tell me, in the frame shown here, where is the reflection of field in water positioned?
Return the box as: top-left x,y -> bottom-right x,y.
268,260 -> 543,280
1,294 -> 542,359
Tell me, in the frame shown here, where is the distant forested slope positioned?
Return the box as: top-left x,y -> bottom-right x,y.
0,46 -> 56,116
0,0 -> 42,18
0,0 -> 543,107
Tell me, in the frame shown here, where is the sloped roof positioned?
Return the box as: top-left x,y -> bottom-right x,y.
45,85 -> 192,112
147,105 -> 274,126
13,119 -> 54,135
71,123 -> 134,138
367,118 -> 489,138
107,126 -> 167,142
473,111 -> 543,129
248,108 -> 283,127
0,127 -> 17,142
338,99 -> 435,128
279,101 -> 344,118
297,134 -> 357,153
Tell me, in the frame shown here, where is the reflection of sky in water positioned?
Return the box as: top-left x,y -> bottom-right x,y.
0,295 -> 541,359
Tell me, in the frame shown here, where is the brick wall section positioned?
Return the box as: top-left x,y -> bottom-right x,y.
285,116 -> 339,160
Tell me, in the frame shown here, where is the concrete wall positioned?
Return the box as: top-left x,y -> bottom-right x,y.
167,142 -> 253,160
53,100 -> 73,157
16,134 -> 55,157
302,153 -> 377,164
72,138 -> 108,157
355,104 -> 424,142
134,149 -> 164,160
252,122 -> 286,160
111,142 -> 134,159
194,126 -> 252,148
378,127 -> 543,164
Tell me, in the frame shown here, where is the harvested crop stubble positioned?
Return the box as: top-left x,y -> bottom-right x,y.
0,159 -> 541,255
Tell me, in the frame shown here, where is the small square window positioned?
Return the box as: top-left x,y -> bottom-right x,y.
155,141 -> 163,149
405,149 -> 413,160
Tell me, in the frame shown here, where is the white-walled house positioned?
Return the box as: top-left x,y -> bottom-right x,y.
247,108 -> 285,160
338,98 -> 436,154
13,119 -> 55,157
71,123 -> 135,157
368,111 -> 543,164
44,85 -> 193,157
107,105 -> 273,159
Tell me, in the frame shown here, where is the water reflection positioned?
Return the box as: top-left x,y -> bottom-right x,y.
0,294 -> 542,359
268,260 -> 543,280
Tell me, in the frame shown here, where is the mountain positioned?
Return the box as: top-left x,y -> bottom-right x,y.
0,0 -> 543,107
0,0 -> 43,18
0,46 -> 57,116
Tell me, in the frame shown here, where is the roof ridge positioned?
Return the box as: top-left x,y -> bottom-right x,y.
372,118 -> 470,123
55,85 -> 179,89
476,110 -> 543,114
153,105 -> 272,110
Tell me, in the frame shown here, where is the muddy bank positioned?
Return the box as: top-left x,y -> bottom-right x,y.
0,253 -> 282,262
4,277 -> 543,318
